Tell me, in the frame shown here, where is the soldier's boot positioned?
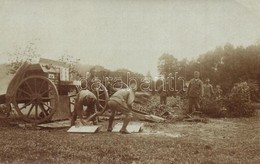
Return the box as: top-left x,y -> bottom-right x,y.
120,118 -> 131,134
107,116 -> 114,132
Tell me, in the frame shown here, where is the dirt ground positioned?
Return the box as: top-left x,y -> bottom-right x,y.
0,72 -> 259,164
0,111 -> 259,164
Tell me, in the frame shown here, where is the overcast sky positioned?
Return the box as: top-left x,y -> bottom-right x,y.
0,0 -> 260,77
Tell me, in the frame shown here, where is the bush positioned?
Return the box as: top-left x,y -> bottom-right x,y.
201,82 -> 257,118
201,98 -> 226,118
224,82 -> 257,117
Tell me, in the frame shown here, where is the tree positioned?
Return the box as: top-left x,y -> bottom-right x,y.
7,43 -> 40,74
157,53 -> 178,78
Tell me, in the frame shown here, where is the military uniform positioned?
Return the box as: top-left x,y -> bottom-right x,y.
158,85 -> 167,105
107,88 -> 135,134
187,78 -> 203,114
203,83 -> 214,99
71,89 -> 97,126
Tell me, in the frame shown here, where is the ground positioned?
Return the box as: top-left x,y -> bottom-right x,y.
0,69 -> 259,164
0,111 -> 259,164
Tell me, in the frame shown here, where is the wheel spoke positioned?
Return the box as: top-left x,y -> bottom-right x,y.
99,104 -> 104,109
18,88 -> 31,97
38,81 -> 47,94
27,104 -> 35,117
25,81 -> 34,94
39,103 -> 48,117
18,99 -> 35,110
42,103 -> 54,111
40,88 -> 52,96
98,92 -> 105,97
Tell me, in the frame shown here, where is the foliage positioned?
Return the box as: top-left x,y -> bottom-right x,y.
157,53 -> 178,78
200,98 -> 226,118
7,43 -> 40,74
224,82 -> 257,117
157,43 -> 260,95
201,82 -> 257,118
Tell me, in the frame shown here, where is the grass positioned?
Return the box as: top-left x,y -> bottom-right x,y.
0,114 -> 259,164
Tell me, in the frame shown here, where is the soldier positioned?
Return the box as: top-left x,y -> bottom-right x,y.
86,67 -> 98,91
71,80 -> 98,126
158,83 -> 168,105
214,85 -> 223,100
203,78 -> 214,99
187,71 -> 203,114
107,81 -> 136,134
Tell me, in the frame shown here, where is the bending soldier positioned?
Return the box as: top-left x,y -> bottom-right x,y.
71,80 -> 98,126
107,81 -> 136,134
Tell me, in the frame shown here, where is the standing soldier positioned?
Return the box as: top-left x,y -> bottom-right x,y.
187,71 -> 203,114
158,83 -> 168,105
203,78 -> 214,99
87,67 -> 97,91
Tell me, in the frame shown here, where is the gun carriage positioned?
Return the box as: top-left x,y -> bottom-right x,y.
0,58 -> 109,124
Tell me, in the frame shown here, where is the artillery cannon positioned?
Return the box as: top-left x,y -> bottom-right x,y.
0,58 -> 109,124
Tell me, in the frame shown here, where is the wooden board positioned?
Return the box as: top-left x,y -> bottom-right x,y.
67,125 -> 101,133
112,122 -> 143,133
37,120 -> 71,128
133,112 -> 166,123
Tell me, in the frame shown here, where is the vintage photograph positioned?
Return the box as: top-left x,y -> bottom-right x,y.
0,0 -> 259,163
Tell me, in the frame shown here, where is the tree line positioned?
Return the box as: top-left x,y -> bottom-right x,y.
6,42 -> 260,96
158,43 -> 260,95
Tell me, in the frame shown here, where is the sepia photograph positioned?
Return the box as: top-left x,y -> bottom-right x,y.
0,0 -> 259,163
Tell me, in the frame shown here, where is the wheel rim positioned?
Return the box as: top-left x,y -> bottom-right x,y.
90,82 -> 109,115
13,76 -> 59,123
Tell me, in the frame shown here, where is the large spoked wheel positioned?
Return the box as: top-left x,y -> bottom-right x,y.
91,82 -> 109,115
12,76 -> 59,124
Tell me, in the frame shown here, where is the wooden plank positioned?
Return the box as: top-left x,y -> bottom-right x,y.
67,125 -> 101,133
112,122 -> 143,133
38,120 -> 71,128
133,112 -> 166,123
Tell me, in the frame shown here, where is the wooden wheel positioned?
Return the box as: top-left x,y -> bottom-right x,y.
90,82 -> 109,115
12,76 -> 59,124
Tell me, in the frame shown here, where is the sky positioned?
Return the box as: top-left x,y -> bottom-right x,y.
0,0 -> 260,77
